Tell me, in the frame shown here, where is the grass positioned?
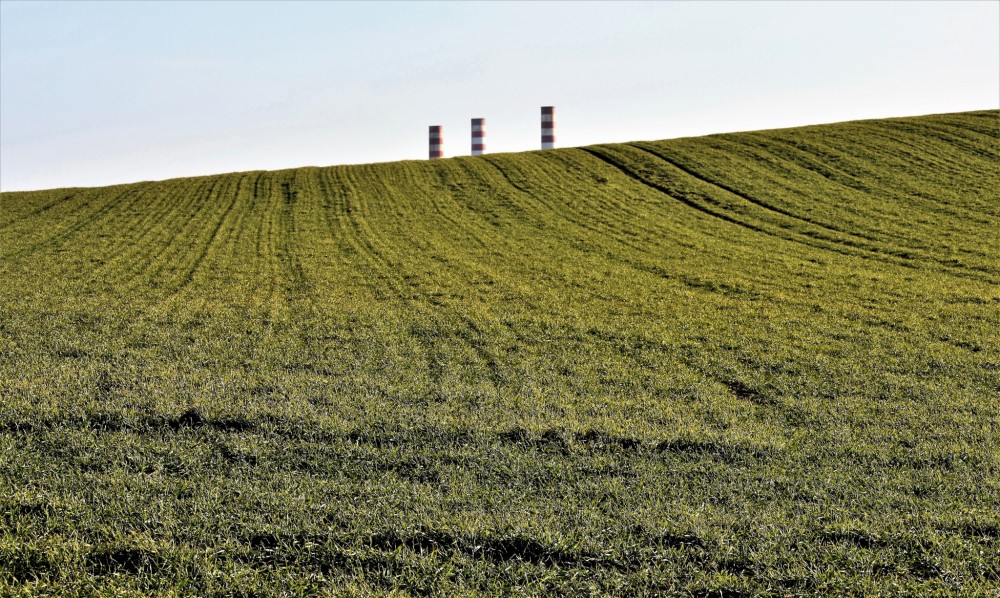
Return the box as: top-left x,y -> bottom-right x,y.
1,109 -> 998,596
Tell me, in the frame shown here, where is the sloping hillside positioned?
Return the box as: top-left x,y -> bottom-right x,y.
1,110 -> 998,594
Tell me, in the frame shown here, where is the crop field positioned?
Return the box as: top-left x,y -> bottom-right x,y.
1,110 -> 998,596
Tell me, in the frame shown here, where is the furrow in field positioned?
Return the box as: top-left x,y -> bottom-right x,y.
482,150 -> 765,297
254,172 -> 292,316
372,160 -> 508,312
372,160 -> 512,303
795,123 -> 1000,269
0,189 -> 80,231
347,164 -> 427,304
82,179 -> 208,290
474,153 -> 667,302
112,178 -> 226,298
287,168 -> 359,313
733,134 -> 968,226
166,171 -> 278,309
208,171 -> 266,286
277,169 -> 312,300
178,175 -> 246,292
879,118 -> 1000,170
482,153 -> 652,258
823,122 -> 998,203
321,164 -> 416,304
120,176 -> 223,297
477,151 -> 779,315
312,165 -> 390,307
0,184 -> 144,263
137,176 -> 235,300
537,150 -> 682,252
863,123 -> 997,193
578,145 -> 833,251
639,131 -> 997,274
485,152 -> 680,272
313,161 -> 515,395
629,139 -> 936,261
754,125 -> 999,245
727,132 -> 999,262
596,142 -> 999,283
424,161 -> 561,310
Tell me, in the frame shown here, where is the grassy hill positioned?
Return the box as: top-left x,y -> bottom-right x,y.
1,110 -> 998,595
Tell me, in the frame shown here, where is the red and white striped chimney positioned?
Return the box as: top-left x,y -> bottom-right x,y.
471,118 -> 485,156
429,125 -> 443,159
541,106 -> 555,149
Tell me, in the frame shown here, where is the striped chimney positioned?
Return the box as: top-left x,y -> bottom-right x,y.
471,118 -> 485,156
541,106 -> 555,149
429,125 -> 443,159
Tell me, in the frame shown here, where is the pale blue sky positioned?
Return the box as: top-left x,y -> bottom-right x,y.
1,1 -> 997,191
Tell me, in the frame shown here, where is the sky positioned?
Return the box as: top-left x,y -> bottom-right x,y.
1,1 -> 997,192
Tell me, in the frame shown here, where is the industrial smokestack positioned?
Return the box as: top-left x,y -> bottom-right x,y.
429,125 -> 443,159
541,106 -> 555,149
471,118 -> 485,156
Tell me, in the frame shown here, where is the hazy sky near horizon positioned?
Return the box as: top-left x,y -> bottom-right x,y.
1,1 -> 997,192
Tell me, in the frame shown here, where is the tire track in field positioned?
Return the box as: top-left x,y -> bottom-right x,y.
181,175 -> 244,289
287,168 -> 361,311
476,153 -> 659,294
119,178 -> 226,295
426,158 -> 574,296
483,150 -> 766,294
149,175 -> 243,302
0,191 -> 80,231
482,154 -> 651,257
586,144 -> 999,283
535,150 -> 675,251
583,144 -> 902,263
124,177 -> 223,294
86,179 -> 207,289
673,134 -> 963,249
480,151 -> 762,309
630,142 -> 898,252
580,145 -> 795,242
0,185 -> 144,262
318,165 -> 415,304
275,170 -> 311,300
425,162 -> 494,250
735,134 -> 996,248
879,120 -> 1000,167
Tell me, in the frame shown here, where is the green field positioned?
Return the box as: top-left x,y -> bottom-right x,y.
1,110 -> 998,596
